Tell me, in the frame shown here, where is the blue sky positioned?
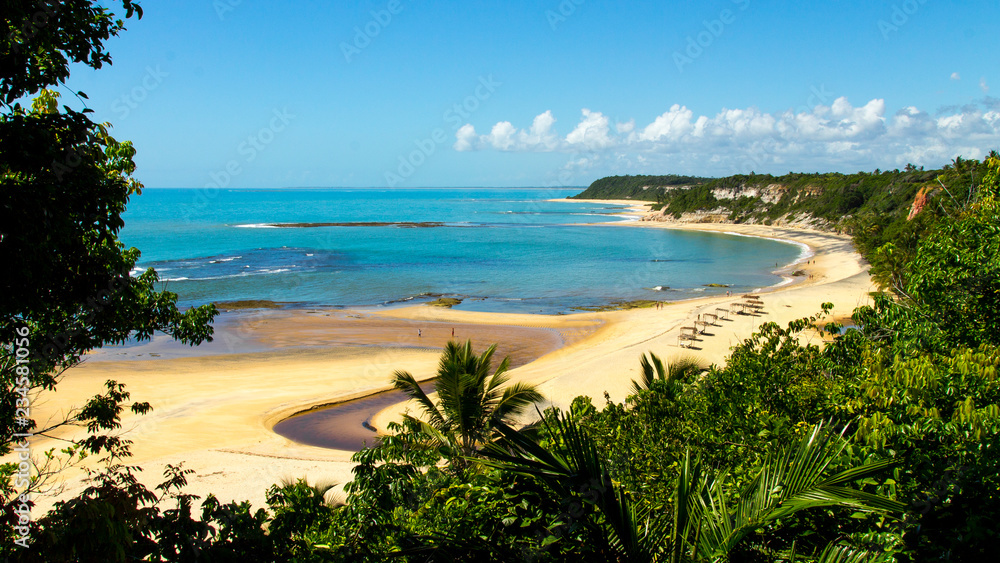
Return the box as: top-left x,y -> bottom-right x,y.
61,0 -> 1000,188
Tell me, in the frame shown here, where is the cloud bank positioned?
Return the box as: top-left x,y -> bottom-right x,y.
454,97 -> 1000,173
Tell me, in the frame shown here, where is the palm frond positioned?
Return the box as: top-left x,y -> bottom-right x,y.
483,418 -> 904,563
483,412 -> 658,562
689,422 -> 905,559
816,541 -> 895,563
633,352 -> 666,394
481,358 -> 513,416
632,352 -> 706,395
391,369 -> 446,430
491,381 -> 543,424
395,340 -> 541,457
666,354 -> 706,381
405,416 -> 460,457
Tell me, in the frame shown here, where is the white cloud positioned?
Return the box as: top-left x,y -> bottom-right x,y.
616,119 -> 635,134
981,77 -> 990,94
517,110 -> 559,151
565,109 -> 613,149
453,97 -> 1000,173
453,111 -> 560,152
487,121 -> 517,150
951,72 -> 961,81
888,106 -> 934,137
639,104 -> 695,142
453,123 -> 478,151
710,107 -> 776,139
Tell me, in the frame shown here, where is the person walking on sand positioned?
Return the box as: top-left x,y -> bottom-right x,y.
451,327 -> 455,337
418,329 -> 422,337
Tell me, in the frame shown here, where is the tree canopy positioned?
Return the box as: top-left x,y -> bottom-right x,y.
1,2 -> 216,557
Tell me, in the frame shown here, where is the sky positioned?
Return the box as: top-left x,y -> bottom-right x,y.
59,0 -> 1000,188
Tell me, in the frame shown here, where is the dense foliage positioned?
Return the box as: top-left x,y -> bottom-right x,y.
570,174 -> 711,202
686,168 -> 937,225
1,1 -> 217,559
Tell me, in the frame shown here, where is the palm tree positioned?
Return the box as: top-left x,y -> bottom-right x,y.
391,340 -> 543,458
481,415 -> 905,562
631,352 -> 705,395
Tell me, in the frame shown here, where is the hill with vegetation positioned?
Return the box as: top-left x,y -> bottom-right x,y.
650,167 -> 943,226
574,166 -> 974,229
572,166 -> 983,226
570,174 -> 711,201
574,161 -> 991,287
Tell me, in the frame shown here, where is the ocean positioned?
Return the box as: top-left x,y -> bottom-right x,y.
120,188 -> 805,314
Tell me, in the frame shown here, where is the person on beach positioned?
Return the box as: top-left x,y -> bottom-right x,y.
418,329 -> 422,337
451,327 -> 455,337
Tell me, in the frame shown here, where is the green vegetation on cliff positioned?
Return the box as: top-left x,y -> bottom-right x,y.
570,174 -> 711,201
574,166 -> 968,226
653,167 -> 943,224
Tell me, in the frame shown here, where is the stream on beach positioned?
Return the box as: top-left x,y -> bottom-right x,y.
270,316 -> 597,451
272,385 -> 429,451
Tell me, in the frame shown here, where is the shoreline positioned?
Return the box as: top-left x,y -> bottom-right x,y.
13,202 -> 873,513
368,205 -> 864,433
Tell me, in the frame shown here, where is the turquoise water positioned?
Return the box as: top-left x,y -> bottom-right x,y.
119,188 -> 804,314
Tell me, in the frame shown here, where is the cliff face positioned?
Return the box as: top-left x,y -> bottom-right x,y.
642,179 -> 835,230
640,206 -> 833,230
711,183 -> 787,204
907,185 -> 939,220
707,182 -> 824,204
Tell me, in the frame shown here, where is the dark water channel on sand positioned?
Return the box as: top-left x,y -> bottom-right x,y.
272,384 -> 433,452
272,320 -> 599,452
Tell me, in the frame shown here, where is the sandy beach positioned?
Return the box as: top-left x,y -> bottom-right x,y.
14,201 -> 873,512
